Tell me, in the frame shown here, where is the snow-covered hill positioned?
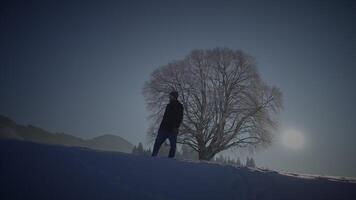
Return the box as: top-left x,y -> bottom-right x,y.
1,139 -> 355,200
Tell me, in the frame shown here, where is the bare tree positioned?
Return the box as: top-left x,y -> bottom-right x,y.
143,48 -> 283,160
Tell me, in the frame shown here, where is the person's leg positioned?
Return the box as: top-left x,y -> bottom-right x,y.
151,130 -> 168,157
168,133 -> 178,158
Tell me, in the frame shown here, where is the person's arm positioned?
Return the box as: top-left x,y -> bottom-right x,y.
162,103 -> 170,120
163,103 -> 175,129
177,104 -> 183,128
172,104 -> 183,133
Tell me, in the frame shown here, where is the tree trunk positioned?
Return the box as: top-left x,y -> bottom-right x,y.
198,149 -> 215,161
198,148 -> 208,160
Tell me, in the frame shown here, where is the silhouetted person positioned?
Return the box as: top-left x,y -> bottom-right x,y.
151,91 -> 183,158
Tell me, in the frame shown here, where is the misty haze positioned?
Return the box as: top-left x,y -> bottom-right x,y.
1,0 -> 356,199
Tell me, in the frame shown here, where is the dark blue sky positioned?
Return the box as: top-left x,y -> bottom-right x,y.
1,0 -> 356,176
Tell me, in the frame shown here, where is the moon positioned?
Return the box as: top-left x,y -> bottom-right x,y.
281,129 -> 305,150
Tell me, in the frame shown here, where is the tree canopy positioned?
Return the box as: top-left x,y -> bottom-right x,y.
143,47 -> 283,160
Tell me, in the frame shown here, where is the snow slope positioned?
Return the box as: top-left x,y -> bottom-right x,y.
1,139 -> 355,200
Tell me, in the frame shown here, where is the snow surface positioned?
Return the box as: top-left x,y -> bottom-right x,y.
1,139 -> 355,200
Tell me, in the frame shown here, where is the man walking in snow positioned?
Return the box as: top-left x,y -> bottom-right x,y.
151,91 -> 183,158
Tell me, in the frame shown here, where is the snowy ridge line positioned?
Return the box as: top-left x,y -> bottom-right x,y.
178,158 -> 356,184
278,170 -> 356,183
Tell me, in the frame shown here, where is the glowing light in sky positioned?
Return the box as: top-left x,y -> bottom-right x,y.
281,129 -> 305,150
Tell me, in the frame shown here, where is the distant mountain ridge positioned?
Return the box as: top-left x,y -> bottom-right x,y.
0,115 -> 133,153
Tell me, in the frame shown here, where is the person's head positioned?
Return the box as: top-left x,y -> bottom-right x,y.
169,91 -> 178,101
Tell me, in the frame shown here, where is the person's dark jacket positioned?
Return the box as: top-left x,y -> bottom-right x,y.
159,99 -> 183,133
